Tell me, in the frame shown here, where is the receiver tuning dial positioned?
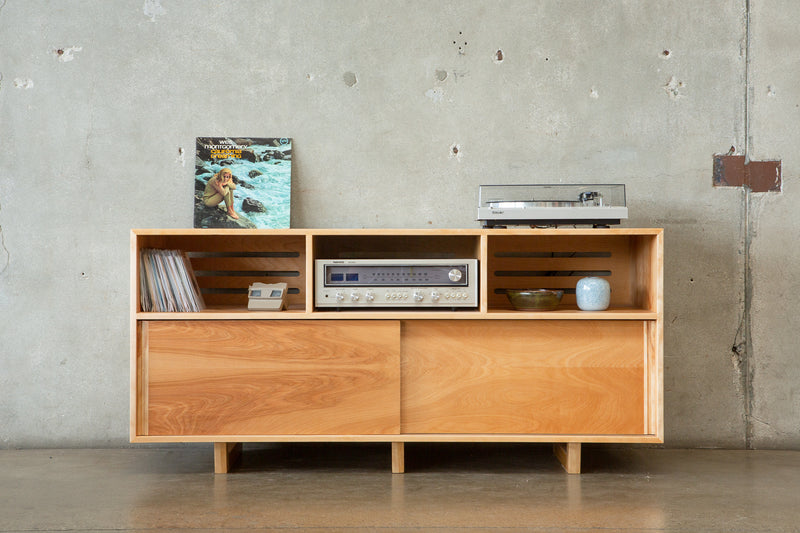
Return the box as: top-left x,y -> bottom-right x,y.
448,268 -> 463,282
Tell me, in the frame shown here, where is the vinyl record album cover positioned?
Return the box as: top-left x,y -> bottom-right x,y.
194,137 -> 292,228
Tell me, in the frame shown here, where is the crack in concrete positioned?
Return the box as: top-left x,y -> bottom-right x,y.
742,0 -> 755,450
0,229 -> 7,275
84,82 -> 97,171
741,189 -> 755,449
0,3 -> 6,274
0,0 -> 6,88
0,198 -> 9,276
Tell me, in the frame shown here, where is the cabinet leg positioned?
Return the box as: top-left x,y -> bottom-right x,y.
391,442 -> 405,474
214,442 -> 242,474
553,443 -> 581,474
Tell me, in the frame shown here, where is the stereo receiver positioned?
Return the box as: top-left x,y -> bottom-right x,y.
315,259 -> 478,308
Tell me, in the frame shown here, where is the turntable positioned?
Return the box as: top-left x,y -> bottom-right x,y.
477,184 -> 628,228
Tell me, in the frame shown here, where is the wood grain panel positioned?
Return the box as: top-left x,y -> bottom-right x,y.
143,320 -> 400,436
647,319 -> 663,439
630,234 -> 664,312
169,234 -> 306,255
189,256 -> 304,273
401,320 -> 645,435
489,256 -> 615,271
197,276 -> 302,289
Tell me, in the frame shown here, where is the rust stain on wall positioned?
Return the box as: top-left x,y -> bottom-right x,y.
713,154 -> 781,193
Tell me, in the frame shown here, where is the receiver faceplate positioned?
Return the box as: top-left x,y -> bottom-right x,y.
315,259 -> 478,308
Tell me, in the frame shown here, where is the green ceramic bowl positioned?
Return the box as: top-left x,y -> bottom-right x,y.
506,289 -> 564,311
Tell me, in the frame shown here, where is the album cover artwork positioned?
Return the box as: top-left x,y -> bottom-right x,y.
194,137 -> 292,229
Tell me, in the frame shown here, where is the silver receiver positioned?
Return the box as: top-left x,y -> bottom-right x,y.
315,259 -> 478,308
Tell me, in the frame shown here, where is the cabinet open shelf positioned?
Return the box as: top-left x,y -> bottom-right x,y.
131,228 -> 663,474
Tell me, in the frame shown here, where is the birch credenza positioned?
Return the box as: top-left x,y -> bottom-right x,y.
131,228 -> 663,474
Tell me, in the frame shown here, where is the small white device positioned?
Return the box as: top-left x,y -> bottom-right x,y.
248,282 -> 288,311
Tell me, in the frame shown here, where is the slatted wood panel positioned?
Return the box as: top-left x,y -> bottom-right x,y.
189,252 -> 304,307
141,320 -> 401,436
401,320 -> 646,435
486,235 -> 641,310
313,235 -> 481,260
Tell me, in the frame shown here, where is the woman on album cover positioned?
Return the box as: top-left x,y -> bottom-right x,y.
202,167 -> 239,219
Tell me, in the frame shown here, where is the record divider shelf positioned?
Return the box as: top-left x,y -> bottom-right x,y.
131,228 -> 663,474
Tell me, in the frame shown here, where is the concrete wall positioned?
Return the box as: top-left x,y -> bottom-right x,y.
0,0 -> 796,448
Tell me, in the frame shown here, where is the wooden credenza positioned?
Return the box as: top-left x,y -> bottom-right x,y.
131,228 -> 663,473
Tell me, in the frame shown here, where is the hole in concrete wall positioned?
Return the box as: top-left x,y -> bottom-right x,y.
664,76 -> 685,99
53,46 -> 82,62
425,86 -> 445,103
435,69 -> 448,82
494,50 -> 504,63
144,0 -> 166,22
662,49 -> 671,58
13,78 -> 33,89
343,71 -> 357,87
453,31 -> 467,54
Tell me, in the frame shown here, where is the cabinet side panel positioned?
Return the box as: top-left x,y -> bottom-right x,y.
632,234 -> 662,312
647,319 -> 664,440
402,320 -> 645,435
133,322 -> 149,438
144,320 -> 400,436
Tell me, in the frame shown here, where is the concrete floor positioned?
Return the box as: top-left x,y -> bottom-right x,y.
1,444 -> 798,532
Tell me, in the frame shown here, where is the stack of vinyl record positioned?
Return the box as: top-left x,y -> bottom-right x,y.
139,248 -> 205,312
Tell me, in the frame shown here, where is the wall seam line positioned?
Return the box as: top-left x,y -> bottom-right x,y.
743,0 -> 755,450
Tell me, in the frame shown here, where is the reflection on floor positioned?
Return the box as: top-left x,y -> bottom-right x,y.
2,444 -> 798,532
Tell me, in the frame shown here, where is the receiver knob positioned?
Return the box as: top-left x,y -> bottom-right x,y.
365,291 -> 375,301
335,292 -> 345,302
431,290 -> 440,301
350,291 -> 361,301
413,291 -> 424,302
448,268 -> 463,282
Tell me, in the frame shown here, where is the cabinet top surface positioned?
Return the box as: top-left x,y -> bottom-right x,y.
132,228 -> 663,236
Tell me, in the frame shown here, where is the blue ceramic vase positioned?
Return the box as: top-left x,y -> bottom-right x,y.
576,277 -> 610,311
